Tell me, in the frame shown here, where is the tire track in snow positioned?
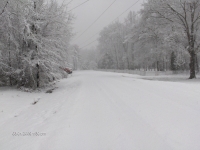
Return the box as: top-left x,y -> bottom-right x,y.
94,77 -> 173,150
98,75 -> 200,150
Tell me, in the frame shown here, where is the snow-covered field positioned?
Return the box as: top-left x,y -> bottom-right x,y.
0,71 -> 200,150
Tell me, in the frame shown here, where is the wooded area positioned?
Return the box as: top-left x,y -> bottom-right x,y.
0,0 -> 73,89
97,0 -> 200,79
1,0 -> 200,90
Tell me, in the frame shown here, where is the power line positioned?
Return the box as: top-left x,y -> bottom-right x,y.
81,32 -> 99,45
111,0 -> 140,22
79,0 -> 141,50
74,0 -> 118,41
60,0 -> 74,6
68,0 -> 90,12
66,0 -> 74,5
80,39 -> 98,49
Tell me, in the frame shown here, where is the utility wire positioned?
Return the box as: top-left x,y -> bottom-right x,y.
68,0 -> 90,12
80,39 -> 98,49
74,0 -> 118,41
61,0 -> 74,6
111,0 -> 140,22
79,0 -> 141,50
66,0 -> 74,5
81,32 -> 99,45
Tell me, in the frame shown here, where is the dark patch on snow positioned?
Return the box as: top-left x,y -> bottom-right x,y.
121,75 -> 136,80
46,87 -> 58,94
142,78 -> 154,81
32,100 -> 38,105
141,77 -> 200,83
32,97 -> 40,105
46,89 -> 53,93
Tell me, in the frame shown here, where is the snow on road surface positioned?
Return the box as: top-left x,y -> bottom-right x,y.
0,71 -> 200,150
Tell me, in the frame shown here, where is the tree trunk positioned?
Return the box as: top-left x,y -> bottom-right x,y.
8,50 -> 12,86
157,61 -> 159,71
189,6 -> 196,79
126,54 -> 130,70
34,1 -> 39,88
189,52 -> 196,79
8,32 -> 12,86
36,63 -> 39,88
195,55 -> 199,73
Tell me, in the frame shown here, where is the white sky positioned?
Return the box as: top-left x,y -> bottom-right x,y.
60,0 -> 144,49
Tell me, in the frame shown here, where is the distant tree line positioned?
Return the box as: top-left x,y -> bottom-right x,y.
0,0 -> 73,89
97,0 -> 200,79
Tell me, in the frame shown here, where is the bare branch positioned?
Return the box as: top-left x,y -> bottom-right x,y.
0,1 -> 9,16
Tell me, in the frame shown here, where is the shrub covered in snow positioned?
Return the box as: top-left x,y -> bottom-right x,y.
0,0 -> 74,89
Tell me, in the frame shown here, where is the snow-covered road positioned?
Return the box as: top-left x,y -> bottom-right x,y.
0,71 -> 200,150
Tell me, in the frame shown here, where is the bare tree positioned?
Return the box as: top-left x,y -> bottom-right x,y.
143,0 -> 200,78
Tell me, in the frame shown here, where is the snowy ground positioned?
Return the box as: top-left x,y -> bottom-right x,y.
140,74 -> 200,83
0,71 -> 200,150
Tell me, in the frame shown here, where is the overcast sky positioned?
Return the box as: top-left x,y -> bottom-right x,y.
60,0 -> 144,49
